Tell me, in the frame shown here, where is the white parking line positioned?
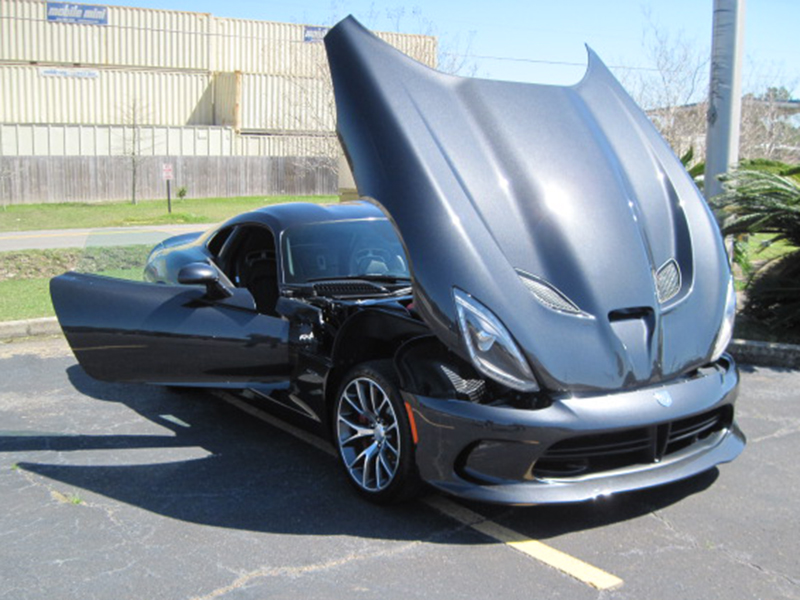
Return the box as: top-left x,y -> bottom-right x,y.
159,414 -> 192,428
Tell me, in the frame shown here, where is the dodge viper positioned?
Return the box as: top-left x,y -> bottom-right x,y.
51,17 -> 744,504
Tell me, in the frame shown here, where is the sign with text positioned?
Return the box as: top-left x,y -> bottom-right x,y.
303,26 -> 329,43
46,2 -> 108,25
162,163 -> 174,181
39,67 -> 100,79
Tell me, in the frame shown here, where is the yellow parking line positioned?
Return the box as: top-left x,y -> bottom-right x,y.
424,496 -> 624,591
216,390 -> 623,591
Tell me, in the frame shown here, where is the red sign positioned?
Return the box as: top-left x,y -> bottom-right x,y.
162,163 -> 174,181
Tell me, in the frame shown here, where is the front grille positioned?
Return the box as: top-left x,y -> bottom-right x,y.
313,281 -> 385,297
532,406 -> 732,479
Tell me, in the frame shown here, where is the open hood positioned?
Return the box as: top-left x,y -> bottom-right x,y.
325,17 -> 732,393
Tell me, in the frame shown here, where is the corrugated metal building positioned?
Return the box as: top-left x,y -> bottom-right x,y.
0,0 -> 437,203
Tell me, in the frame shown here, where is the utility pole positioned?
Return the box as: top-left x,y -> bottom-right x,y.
704,0 -> 746,200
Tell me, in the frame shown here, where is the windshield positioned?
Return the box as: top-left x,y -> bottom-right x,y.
282,218 -> 409,284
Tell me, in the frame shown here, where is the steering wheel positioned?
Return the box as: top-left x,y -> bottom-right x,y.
350,247 -> 392,275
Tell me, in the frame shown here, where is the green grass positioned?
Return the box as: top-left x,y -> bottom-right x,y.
0,195 -> 336,232
744,233 -> 793,264
0,269 -> 143,322
732,233 -> 795,291
0,245 -> 150,322
1,246 -> 152,280
50,490 -> 84,505
0,278 -> 54,320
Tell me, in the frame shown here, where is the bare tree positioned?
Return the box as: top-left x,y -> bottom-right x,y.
739,86 -> 800,163
118,97 -> 154,205
621,15 -> 800,167
277,41 -> 340,190
279,11 -> 443,194
620,12 -> 709,158
0,157 -> 15,210
313,3 -> 476,75
380,4 -> 477,75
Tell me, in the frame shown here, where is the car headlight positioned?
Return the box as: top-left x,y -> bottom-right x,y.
710,276 -> 736,362
454,288 -> 539,392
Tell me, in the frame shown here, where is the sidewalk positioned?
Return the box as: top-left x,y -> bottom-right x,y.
0,223 -> 212,251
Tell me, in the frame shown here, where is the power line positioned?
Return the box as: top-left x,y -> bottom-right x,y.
441,52 -> 796,86
441,52 -> 661,72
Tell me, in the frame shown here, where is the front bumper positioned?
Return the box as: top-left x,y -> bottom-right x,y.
403,355 -> 744,505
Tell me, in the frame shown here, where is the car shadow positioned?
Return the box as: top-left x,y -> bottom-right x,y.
736,362 -> 796,374
3,364 -> 721,542
459,468 -> 719,539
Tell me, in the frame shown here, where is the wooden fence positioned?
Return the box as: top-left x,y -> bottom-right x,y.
0,155 -> 338,204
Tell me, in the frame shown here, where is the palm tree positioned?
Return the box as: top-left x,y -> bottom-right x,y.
714,168 -> 800,245
713,166 -> 800,330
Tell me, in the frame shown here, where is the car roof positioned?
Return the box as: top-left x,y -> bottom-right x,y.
223,200 -> 387,233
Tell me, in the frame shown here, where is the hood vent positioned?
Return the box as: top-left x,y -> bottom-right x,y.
516,270 -> 585,316
655,260 -> 681,304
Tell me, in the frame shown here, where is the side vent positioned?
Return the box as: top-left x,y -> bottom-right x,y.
440,365 -> 487,403
516,269 -> 587,316
655,259 -> 681,304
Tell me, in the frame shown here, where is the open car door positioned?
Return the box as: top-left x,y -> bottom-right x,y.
51,272 -> 290,386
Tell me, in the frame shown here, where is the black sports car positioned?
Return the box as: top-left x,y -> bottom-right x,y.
51,17 -> 744,505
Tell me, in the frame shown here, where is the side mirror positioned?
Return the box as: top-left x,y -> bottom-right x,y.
178,262 -> 232,300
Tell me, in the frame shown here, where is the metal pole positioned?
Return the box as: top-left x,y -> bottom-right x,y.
704,0 -> 746,200
167,180 -> 172,214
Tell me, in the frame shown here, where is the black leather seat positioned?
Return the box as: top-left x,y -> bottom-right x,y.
244,250 -> 279,316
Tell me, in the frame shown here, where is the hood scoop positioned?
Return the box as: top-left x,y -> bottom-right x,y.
655,260 -> 682,304
516,269 -> 587,316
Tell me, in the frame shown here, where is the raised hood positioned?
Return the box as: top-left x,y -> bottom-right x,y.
325,17 -> 732,393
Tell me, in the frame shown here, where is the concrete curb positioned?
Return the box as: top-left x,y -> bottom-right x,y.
728,339 -> 800,370
0,317 -> 61,341
2,317 -> 799,370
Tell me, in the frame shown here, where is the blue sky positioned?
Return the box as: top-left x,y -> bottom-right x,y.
100,0 -> 797,95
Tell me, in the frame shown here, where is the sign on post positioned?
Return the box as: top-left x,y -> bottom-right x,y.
162,164 -> 173,214
304,26 -> 329,43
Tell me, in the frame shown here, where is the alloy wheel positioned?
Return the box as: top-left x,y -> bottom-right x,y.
336,376 -> 401,492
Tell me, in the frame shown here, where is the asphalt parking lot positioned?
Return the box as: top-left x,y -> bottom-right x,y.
1,337 -> 798,600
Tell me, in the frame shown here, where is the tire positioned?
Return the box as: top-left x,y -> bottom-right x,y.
334,360 -> 421,504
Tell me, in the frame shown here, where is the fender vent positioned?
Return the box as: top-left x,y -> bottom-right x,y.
440,365 -> 486,402
656,259 -> 681,303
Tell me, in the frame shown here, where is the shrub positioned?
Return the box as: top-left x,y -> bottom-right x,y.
713,166 -> 800,331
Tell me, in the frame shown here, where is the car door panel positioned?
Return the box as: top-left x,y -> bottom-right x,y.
51,272 -> 290,385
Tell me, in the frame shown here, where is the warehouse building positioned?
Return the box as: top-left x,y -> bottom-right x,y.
0,0 -> 437,203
